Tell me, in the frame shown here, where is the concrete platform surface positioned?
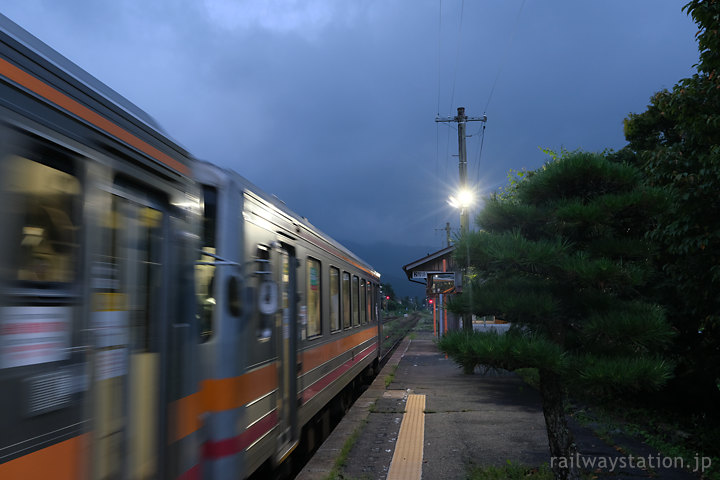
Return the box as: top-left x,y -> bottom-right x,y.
296,329 -> 700,480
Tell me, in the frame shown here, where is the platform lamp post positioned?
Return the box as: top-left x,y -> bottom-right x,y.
437,107 -> 486,235
448,189 -> 475,332
439,107 -> 485,333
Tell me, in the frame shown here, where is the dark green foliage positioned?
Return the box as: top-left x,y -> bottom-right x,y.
580,303 -> 674,354
574,354 -> 673,396
381,282 -> 396,299
441,150 -> 674,480
621,0 -> 720,409
514,151 -> 642,206
467,461 -> 555,480
446,151 -> 673,392
438,330 -> 568,375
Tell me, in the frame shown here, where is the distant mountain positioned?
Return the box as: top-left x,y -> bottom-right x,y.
338,240 -> 438,300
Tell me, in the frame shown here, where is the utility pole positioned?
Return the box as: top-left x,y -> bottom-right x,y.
436,107 -> 487,234
436,107 -> 487,333
434,222 -> 453,248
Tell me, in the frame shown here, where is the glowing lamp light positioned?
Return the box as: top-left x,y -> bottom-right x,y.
447,188 -> 475,209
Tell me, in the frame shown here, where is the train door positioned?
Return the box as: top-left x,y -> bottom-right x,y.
90,184 -> 168,480
0,138 -> 88,478
275,244 -> 298,463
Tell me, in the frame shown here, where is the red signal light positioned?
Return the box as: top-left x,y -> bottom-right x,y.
385,296 -> 390,300
428,299 -> 434,304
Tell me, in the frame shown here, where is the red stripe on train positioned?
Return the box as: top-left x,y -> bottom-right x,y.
203,410 -> 279,460
177,464 -> 200,480
301,343 -> 377,403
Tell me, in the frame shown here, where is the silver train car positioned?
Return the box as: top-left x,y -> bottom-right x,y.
0,12 -> 202,480
0,13 -> 381,480
194,162 -> 381,478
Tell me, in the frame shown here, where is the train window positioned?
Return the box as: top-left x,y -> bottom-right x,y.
256,245 -> 272,340
306,258 -> 321,338
1,155 -> 80,284
97,190 -> 163,353
360,279 -> 367,325
329,267 -> 340,331
366,281 -> 372,324
373,284 -> 379,322
136,204 -> 163,351
352,275 -> 359,327
196,185 -> 217,342
342,272 -> 351,329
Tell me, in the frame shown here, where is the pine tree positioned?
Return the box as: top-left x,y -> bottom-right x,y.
439,151 -> 674,480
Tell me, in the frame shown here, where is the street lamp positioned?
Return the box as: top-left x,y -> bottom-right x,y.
447,187 -> 475,209
448,187 -> 476,233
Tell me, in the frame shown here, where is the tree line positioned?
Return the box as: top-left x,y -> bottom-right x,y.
438,2 -> 720,479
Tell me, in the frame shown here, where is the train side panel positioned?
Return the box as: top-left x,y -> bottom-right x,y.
0,15 -> 202,480
194,164 -> 381,479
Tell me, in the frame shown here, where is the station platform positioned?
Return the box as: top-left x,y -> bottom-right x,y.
296,326 -> 699,480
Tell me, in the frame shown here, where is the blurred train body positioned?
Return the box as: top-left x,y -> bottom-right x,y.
0,14 -> 381,480
195,162 -> 381,479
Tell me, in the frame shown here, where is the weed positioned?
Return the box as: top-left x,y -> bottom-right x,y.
515,367 -> 539,389
467,461 -> 555,480
384,365 -> 398,388
324,419 -> 368,480
569,404 -> 720,480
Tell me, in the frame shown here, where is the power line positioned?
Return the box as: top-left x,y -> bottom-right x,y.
448,0 -> 465,112
474,124 -> 486,185
483,0 -> 526,114
436,0 -> 443,116
435,0 -> 442,234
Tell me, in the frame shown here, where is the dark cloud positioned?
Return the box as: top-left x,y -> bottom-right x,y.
2,0 -> 698,249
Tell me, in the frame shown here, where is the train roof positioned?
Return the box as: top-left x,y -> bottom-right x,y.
195,160 -> 380,280
0,14 -> 193,177
0,13 -> 161,131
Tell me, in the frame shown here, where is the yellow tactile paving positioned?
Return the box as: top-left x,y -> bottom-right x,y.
387,394 -> 426,480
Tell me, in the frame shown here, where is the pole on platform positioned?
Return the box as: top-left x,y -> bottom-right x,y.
436,107 -> 487,332
443,295 -> 448,334
433,299 -> 437,336
439,293 -> 444,335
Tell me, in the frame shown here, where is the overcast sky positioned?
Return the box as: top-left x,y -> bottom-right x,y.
2,1 -> 699,249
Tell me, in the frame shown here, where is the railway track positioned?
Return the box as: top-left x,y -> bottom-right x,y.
254,312 -> 423,479
379,313 -> 421,366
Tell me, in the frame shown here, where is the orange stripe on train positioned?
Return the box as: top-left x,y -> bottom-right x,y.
0,58 -> 190,176
168,362 -> 278,442
168,391 -> 203,444
0,433 -> 89,480
301,327 -> 377,374
201,362 -> 278,412
168,328 -> 377,442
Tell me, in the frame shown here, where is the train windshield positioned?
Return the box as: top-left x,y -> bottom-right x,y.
1,155 -> 80,285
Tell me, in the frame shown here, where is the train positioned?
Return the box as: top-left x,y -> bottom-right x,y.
0,13 -> 382,480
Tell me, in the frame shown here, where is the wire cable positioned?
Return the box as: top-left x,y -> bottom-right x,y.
483,0 -> 526,114
436,0 -> 443,116
449,0 -> 465,112
435,0 -> 443,235
436,121 -> 441,231
474,124 -> 486,185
